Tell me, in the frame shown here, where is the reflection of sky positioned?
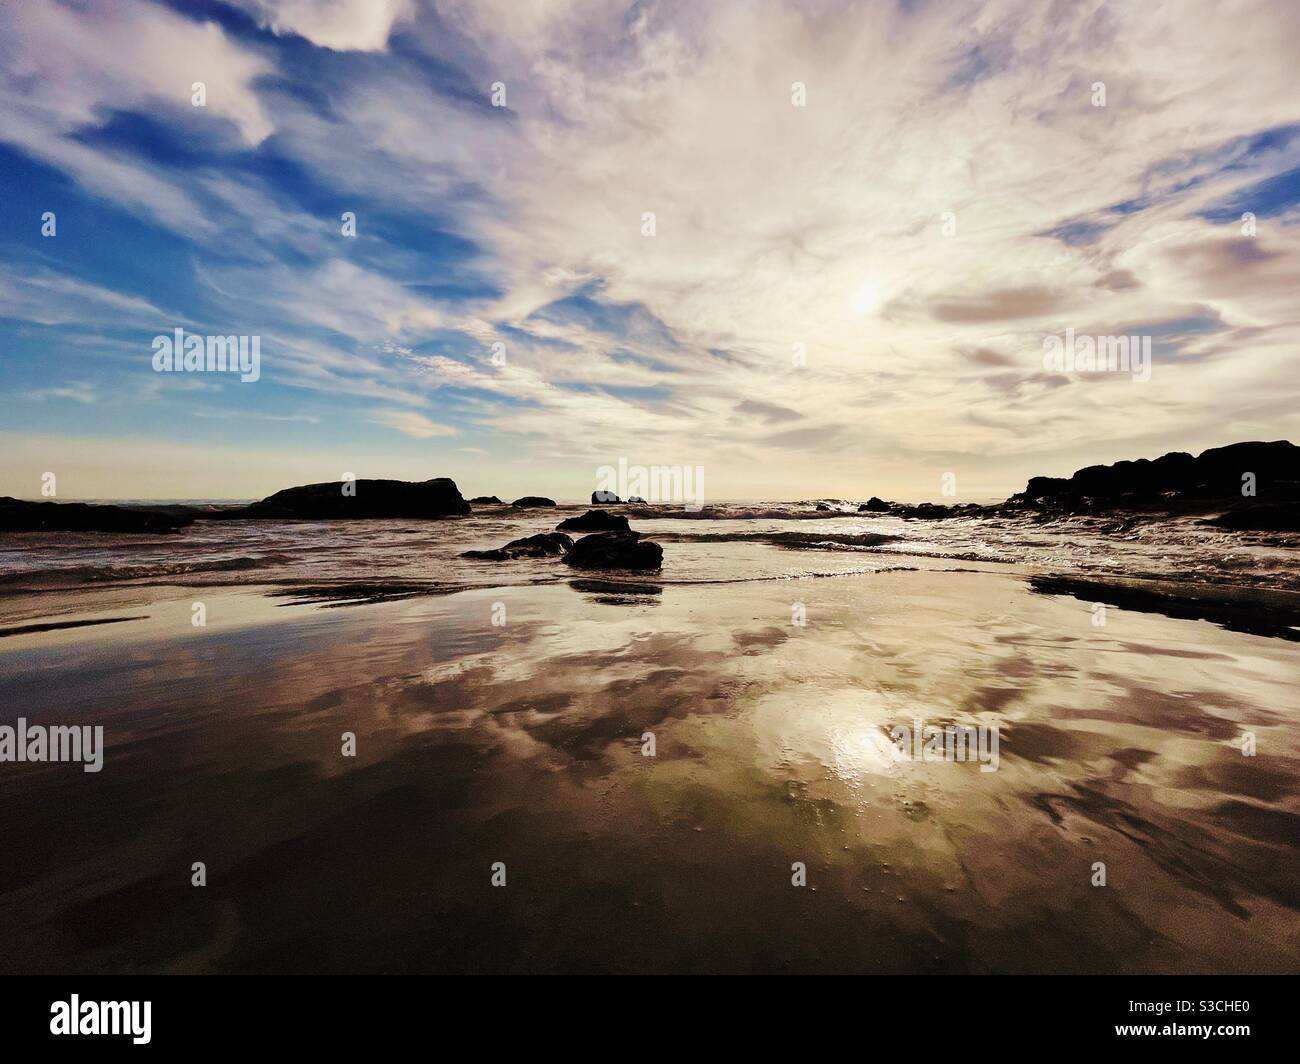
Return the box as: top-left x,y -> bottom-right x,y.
1,567 -> 1297,972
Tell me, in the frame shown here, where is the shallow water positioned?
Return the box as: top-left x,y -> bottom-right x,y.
1,560 -> 1298,972
2,502 -> 1297,608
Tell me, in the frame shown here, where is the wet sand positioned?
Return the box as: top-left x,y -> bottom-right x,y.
1,568 -> 1298,973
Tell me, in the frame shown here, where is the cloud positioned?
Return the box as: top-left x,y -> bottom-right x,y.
226,0 -> 415,51
924,287 -> 1073,325
25,382 -> 97,404
3,0 -> 1300,498
368,409 -> 457,438
0,267 -> 166,326
735,400 -> 801,424
1,0 -> 272,143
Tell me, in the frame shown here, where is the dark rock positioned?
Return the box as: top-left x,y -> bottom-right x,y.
1009,441 -> 1299,511
1208,502 -> 1300,532
463,532 -> 573,561
563,530 -> 663,570
217,478 -> 469,520
0,497 -> 193,534
627,496 -> 647,504
470,495 -> 503,505
557,509 -> 631,533
815,503 -> 833,512
592,490 -> 622,504
511,496 -> 556,508
858,497 -> 890,512
892,502 -> 956,520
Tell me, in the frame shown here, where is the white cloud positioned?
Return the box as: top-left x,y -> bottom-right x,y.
368,409 -> 457,438
226,0 -> 415,51
1,0 -> 272,143
0,266 -> 166,326
4,0 -> 1300,498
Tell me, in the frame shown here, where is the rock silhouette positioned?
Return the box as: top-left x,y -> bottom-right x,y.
221,478 -> 470,519
1010,441 -> 1298,509
556,509 -> 631,532
563,530 -> 663,570
463,532 -> 574,560
0,497 -> 193,534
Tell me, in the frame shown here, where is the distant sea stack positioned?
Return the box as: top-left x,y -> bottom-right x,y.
1009,441 -> 1299,510
557,509 -> 630,532
592,490 -> 621,504
511,496 -> 556,508
0,497 -> 193,534
470,495 -> 503,505
218,477 -> 470,519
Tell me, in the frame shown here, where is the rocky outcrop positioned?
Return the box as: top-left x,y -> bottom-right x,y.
563,530 -> 663,570
470,495 -> 503,505
0,497 -> 193,534
511,496 -> 556,508
1009,441 -> 1299,511
858,496 -> 889,512
627,496 -> 647,504
463,532 -> 573,561
218,478 -> 469,520
592,490 -> 621,504
557,509 -> 631,533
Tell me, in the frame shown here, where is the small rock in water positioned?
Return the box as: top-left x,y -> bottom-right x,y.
463,532 -> 573,560
563,530 -> 664,570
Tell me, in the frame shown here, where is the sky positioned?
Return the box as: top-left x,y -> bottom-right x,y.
1,0 -> 1299,502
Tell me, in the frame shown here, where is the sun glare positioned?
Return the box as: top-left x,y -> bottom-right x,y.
851,280 -> 882,315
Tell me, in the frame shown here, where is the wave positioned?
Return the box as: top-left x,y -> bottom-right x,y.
0,553 -> 291,592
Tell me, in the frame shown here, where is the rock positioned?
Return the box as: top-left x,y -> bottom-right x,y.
511,496 -> 556,508
0,497 -> 193,534
858,497 -> 890,512
557,509 -> 631,532
219,478 -> 469,520
627,496 -> 647,504
1208,502 -> 1300,532
592,490 -> 621,504
463,532 -> 573,561
470,495 -> 503,505
563,530 -> 663,570
892,502 -> 956,519
1008,441 -> 1299,510
815,503 -> 833,512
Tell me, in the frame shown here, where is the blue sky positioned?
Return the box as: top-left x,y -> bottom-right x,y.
2,0 -> 1299,501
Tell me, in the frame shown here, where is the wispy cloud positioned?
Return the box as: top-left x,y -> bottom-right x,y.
1,0 -> 1299,499
367,409 -> 457,439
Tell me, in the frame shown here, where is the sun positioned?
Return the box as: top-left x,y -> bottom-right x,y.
851,280 -> 882,315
